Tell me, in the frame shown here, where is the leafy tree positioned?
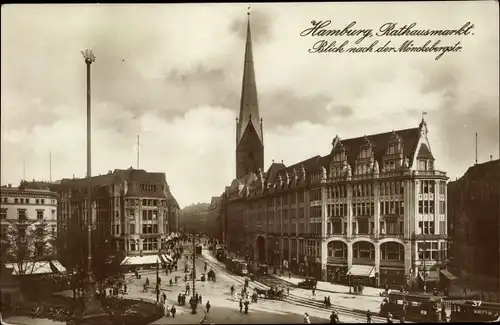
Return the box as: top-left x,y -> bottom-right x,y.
0,214 -> 56,276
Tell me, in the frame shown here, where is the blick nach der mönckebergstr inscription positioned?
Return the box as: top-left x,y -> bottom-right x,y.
301,21 -> 475,60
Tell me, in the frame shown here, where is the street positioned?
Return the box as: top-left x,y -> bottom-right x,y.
196,246 -> 389,323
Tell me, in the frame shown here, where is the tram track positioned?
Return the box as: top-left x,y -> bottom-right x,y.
199,251 -> 388,323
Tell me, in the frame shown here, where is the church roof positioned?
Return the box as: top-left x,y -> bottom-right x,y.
238,14 -> 262,144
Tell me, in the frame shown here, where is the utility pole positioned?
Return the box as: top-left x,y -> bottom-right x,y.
156,259 -> 160,302
191,233 -> 197,314
137,134 -> 140,169
475,132 -> 478,165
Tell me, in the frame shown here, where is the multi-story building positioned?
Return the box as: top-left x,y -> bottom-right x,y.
221,15 -> 449,289
447,159 -> 500,297
56,168 -> 179,260
0,182 -> 58,259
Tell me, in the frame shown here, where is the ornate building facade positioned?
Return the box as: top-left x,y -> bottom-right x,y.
221,14 -> 449,288
56,168 -> 179,258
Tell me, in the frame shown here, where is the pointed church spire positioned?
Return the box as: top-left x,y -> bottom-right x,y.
238,9 -> 262,144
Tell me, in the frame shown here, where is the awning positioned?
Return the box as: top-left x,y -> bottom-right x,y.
160,254 -> 173,264
440,269 -> 458,281
50,260 -> 67,274
418,270 -> 440,282
5,261 -> 53,275
120,255 -> 161,266
347,265 -> 375,277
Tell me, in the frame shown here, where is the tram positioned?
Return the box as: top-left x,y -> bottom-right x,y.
225,258 -> 248,276
449,300 -> 500,323
379,292 -> 443,322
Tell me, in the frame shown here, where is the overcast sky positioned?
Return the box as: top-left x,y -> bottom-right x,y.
1,2 -> 499,207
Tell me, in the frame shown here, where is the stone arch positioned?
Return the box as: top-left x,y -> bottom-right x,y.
325,237 -> 349,246
327,240 -> 348,259
352,240 -> 376,260
350,237 -> 377,245
256,235 -> 266,263
380,240 -> 405,262
378,237 -> 405,246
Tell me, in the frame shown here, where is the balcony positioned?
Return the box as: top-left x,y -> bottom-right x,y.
412,233 -> 448,240
379,233 -> 404,239
380,259 -> 405,268
413,170 -> 447,177
327,256 -> 347,264
352,258 -> 375,266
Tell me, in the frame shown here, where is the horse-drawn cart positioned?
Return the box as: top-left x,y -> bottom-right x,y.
255,287 -> 285,300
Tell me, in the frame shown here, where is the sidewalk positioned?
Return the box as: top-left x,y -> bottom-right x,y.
272,274 -> 385,297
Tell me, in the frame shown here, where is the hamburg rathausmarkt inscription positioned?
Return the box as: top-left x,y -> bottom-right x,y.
301,20 -> 475,60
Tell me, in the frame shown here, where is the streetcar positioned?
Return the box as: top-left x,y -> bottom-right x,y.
379,292 -> 443,322
449,300 -> 500,323
225,258 -> 248,276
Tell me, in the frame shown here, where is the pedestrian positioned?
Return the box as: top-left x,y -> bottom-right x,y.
164,303 -> 170,317
387,312 -> 393,323
304,312 -> 311,324
330,310 -> 339,324
327,296 -> 331,307
312,287 -> 316,296
366,310 -> 372,323
199,294 -> 203,304
175,276 -> 178,284
162,292 -> 166,303
287,285 -> 290,295
231,285 -> 235,297
244,300 -> 249,314
124,283 -> 127,293
177,293 -> 181,305
463,287 -> 467,296
170,278 -> 173,287
206,301 -> 211,314
239,299 -> 243,312
170,305 -> 176,318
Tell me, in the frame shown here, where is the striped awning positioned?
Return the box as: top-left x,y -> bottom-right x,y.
347,265 -> 375,277
120,255 -> 160,266
440,269 -> 458,280
5,261 -> 53,275
160,254 -> 173,263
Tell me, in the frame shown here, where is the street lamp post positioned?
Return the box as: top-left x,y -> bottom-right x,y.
68,49 -> 110,325
190,233 -> 197,314
419,248 -> 427,293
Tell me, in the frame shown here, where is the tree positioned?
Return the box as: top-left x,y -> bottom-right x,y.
0,214 -> 56,276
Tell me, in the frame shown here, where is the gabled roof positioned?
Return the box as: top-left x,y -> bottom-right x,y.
332,127 -> 421,168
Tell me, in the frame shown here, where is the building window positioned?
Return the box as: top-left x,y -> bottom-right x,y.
129,224 -> 135,234
130,240 -> 137,251
41,199 -> 45,204
142,238 -> 157,251
0,208 -> 6,220
14,198 -> 19,204
18,209 -> 27,221
37,210 -> 44,220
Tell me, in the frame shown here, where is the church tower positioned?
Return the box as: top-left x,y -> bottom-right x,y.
235,11 -> 264,179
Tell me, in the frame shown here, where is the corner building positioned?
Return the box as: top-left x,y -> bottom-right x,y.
222,14 -> 449,289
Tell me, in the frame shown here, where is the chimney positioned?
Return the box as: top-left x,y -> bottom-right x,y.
8,183 -> 12,188
491,155 -> 493,161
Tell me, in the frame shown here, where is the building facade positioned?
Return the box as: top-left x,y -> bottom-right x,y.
56,168 -> 179,258
221,14 -> 449,288
0,182 -> 58,259
447,160 -> 500,296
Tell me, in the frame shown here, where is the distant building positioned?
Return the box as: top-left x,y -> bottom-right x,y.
0,182 -> 58,257
447,160 -> 500,295
220,14 -> 450,289
55,167 -> 179,261
179,202 -> 220,238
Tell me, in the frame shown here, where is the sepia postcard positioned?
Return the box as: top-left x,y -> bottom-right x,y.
0,2 -> 499,325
